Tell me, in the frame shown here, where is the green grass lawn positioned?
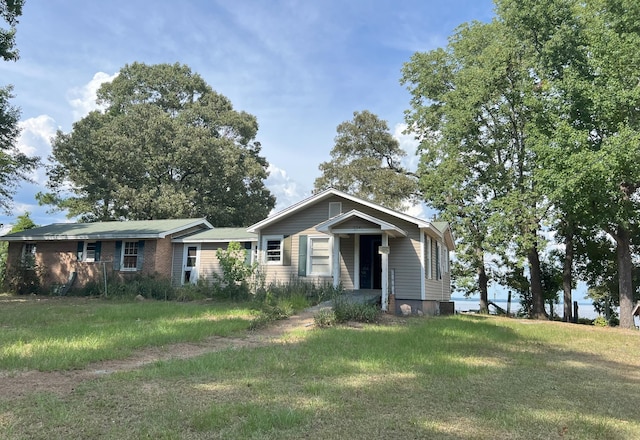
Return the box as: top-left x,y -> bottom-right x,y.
1,297 -> 639,439
0,296 -> 256,371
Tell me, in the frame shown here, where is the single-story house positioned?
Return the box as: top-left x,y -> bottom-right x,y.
2,189 -> 455,315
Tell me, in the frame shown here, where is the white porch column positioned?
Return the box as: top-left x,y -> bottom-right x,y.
353,234 -> 360,290
332,234 -> 340,288
381,233 -> 389,312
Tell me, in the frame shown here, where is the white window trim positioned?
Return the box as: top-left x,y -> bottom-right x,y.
307,235 -> 332,276
121,241 -> 139,272
83,241 -> 97,263
21,243 -> 36,266
22,243 -> 36,259
262,235 -> 284,265
328,202 -> 342,218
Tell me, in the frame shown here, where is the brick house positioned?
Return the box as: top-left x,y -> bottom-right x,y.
2,218 -> 213,291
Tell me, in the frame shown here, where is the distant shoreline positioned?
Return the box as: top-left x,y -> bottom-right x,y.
451,297 -> 603,320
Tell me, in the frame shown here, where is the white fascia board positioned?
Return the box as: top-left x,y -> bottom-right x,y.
159,219 -> 213,238
317,210 -> 408,237
247,188 -> 431,233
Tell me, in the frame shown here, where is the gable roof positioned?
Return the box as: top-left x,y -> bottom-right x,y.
1,218 -> 213,241
248,188 -> 432,232
174,227 -> 257,243
316,209 -> 408,238
247,188 -> 455,250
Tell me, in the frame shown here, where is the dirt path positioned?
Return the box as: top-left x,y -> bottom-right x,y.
0,304 -> 330,399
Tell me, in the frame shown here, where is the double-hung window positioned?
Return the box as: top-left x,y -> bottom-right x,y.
262,236 -> 283,264
308,236 -> 331,276
85,242 -> 98,262
122,241 -> 139,270
22,243 -> 36,268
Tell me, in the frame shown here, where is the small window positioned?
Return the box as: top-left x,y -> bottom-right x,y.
308,236 -> 331,276
21,243 -> 36,269
24,243 -> 36,256
122,241 -> 139,271
85,242 -> 97,262
329,202 -> 342,218
262,236 -> 283,264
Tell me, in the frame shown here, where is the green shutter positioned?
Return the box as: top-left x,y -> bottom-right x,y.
113,241 -> 122,270
298,235 -> 307,276
283,235 -> 292,266
76,241 -> 84,261
95,242 -> 102,262
137,241 -> 145,271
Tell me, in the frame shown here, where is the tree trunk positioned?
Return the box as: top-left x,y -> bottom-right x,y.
528,245 -> 546,319
562,227 -> 574,323
616,225 -> 634,329
477,246 -> 489,314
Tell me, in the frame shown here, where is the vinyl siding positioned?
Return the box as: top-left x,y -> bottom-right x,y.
258,195 -> 429,295
423,231 -> 452,300
171,243 -> 184,286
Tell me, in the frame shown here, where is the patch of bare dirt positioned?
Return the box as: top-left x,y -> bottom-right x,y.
0,306 -> 322,399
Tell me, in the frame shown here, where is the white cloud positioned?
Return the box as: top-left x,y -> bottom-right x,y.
16,115 -> 59,183
393,123 -> 421,172
17,115 -> 57,158
68,72 -> 118,121
265,164 -> 310,213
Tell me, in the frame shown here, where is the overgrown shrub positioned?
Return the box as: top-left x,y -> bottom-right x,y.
314,308 -> 336,327
249,291 -> 296,330
5,255 -> 44,295
332,296 -> 380,323
254,277 -> 340,305
593,315 -> 619,327
98,275 -> 177,300
213,242 -> 256,299
593,316 -> 608,327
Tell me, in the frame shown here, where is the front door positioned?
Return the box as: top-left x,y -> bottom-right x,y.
182,244 -> 200,285
359,235 -> 382,289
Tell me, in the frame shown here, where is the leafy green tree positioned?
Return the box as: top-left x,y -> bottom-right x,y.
214,241 -> 256,298
40,62 -> 275,226
0,0 -> 38,211
0,211 -> 37,290
402,20 -> 548,318
497,0 -> 640,328
314,110 -> 418,210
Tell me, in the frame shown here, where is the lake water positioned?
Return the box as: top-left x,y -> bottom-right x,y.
452,297 -> 603,320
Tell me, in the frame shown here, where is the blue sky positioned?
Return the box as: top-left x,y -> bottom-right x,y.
1,0 -> 496,228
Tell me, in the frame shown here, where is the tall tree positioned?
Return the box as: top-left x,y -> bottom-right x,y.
314,110 -> 418,210
402,20 -> 548,318
40,62 -> 275,226
0,211 -> 36,286
0,0 -> 38,211
497,0 -> 640,328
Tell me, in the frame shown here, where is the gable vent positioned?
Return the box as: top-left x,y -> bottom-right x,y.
328,202 -> 342,218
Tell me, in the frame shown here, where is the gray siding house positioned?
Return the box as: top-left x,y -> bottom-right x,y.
246,189 -> 455,315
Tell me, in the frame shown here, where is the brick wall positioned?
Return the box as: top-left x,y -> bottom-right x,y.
5,239 -> 173,293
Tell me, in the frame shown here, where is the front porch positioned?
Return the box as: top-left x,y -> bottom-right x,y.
343,289 -> 382,305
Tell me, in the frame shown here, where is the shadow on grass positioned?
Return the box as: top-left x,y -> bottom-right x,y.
4,313 -> 639,439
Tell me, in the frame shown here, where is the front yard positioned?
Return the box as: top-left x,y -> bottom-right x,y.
1,296 -> 639,439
